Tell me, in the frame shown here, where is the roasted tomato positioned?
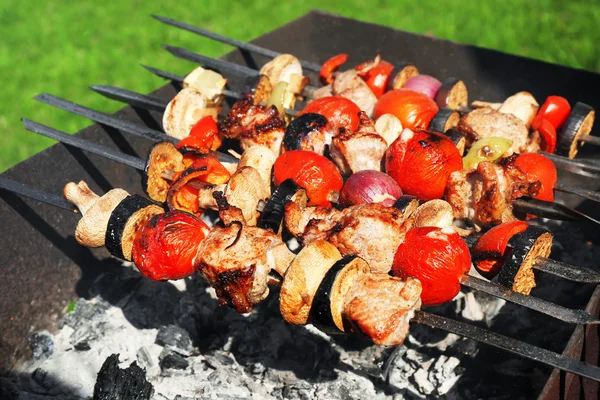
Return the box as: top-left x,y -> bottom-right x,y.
392,227 -> 471,306
472,221 -> 529,278
373,89 -> 439,130
273,150 -> 343,207
132,211 -> 210,281
356,59 -> 395,98
385,130 -> 463,200
176,116 -> 222,153
298,96 -> 361,132
320,54 -> 348,85
514,153 -> 557,202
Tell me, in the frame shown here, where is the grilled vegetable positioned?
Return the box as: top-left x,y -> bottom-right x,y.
105,195 -> 164,261
273,150 -> 343,207
374,113 -> 403,146
356,57 -> 395,97
403,75 -> 442,99
257,179 -> 299,233
260,54 -> 306,95
309,255 -> 370,333
556,102 -> 595,158
183,66 -> 226,106
131,210 -> 210,281
283,113 -> 329,153
280,241 -> 342,325
162,88 -> 220,140
497,225 -> 553,295
64,181 -> 129,248
298,96 -> 361,132
535,96 -> 571,130
392,226 -> 471,306
441,128 -> 467,155
462,137 -> 513,169
386,63 -> 420,91
266,81 -> 292,115
374,89 -> 439,131
339,170 -> 401,207
497,92 -> 539,128
472,221 -> 529,278
385,129 -> 463,200
514,153 -> 557,202
434,78 -> 468,110
176,115 -> 222,154
532,116 -> 557,154
412,199 -> 454,229
242,74 -> 272,105
143,141 -> 185,203
320,54 -> 348,85
430,108 -> 460,134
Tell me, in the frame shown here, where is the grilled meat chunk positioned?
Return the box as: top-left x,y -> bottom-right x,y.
332,70 -> 378,117
219,100 -> 286,154
195,224 -> 286,313
330,112 -> 388,175
342,274 -> 422,346
284,200 -> 342,242
457,107 -> 530,153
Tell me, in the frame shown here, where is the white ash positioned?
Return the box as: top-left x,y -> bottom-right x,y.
8,217 -> 597,399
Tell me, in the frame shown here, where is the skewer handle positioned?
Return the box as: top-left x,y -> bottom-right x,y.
0,177 -> 77,212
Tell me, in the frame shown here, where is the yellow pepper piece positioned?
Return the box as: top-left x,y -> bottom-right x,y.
463,137 -> 513,169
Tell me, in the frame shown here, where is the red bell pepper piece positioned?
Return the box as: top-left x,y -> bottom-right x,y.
532,116 -> 557,154
176,116 -> 222,153
356,60 -> 394,98
320,54 -> 348,85
472,221 -> 530,278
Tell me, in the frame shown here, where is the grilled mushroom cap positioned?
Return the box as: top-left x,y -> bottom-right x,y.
64,181 -> 129,248
392,195 -> 420,216
412,199 -> 454,229
309,255 -> 371,333
497,225 -> 553,295
259,54 -> 306,95
105,195 -> 165,261
242,75 -> 273,105
375,113 -> 403,147
497,92 -> 539,128
143,141 -> 185,203
225,167 -> 270,225
280,240 -> 342,325
238,146 -> 277,191
162,87 -> 220,140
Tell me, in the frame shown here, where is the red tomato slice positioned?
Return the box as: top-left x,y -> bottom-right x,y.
298,96 -> 361,132
373,89 -> 439,130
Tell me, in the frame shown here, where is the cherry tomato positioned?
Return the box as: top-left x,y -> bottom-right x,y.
373,89 -> 439,131
385,130 -> 463,201
514,153 -> 557,202
532,117 -> 557,154
535,96 -> 571,130
176,116 -> 222,153
472,221 -> 530,278
320,54 -> 348,85
273,150 -> 343,207
132,211 -> 210,281
392,227 -> 471,306
356,60 -> 394,98
298,96 -> 361,132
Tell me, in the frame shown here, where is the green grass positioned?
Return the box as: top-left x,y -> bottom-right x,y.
1,0 -> 598,172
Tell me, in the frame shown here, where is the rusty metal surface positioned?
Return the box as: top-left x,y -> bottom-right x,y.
0,10 -> 599,397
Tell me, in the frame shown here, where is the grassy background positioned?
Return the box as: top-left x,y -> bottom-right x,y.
1,1 -> 599,172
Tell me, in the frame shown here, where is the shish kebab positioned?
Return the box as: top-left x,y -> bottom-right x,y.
20,118 -> 600,327
32,92 -> 600,228
153,13 -> 600,154
2,176 -> 600,383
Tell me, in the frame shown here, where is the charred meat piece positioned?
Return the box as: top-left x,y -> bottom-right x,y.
342,274 -> 422,346
219,99 -> 286,154
457,107 -> 530,153
284,199 -> 342,242
332,70 -> 378,117
195,224 -> 288,313
330,112 -> 388,175
328,203 -> 410,274
283,113 -> 334,155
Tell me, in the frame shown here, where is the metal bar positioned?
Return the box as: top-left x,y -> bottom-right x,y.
162,45 -> 317,98
22,119 -> 146,172
33,93 -> 239,165
542,152 -> 600,176
513,196 -> 600,226
89,85 -> 169,112
555,184 -> 600,203
461,275 -> 600,325
0,177 -> 76,212
413,311 -> 600,382
152,15 -> 322,73
534,257 -> 600,284
34,93 -> 177,144
580,135 -> 600,147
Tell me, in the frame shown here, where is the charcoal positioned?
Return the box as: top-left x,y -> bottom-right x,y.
155,325 -> 193,356
93,353 -> 153,400
159,352 -> 189,371
60,299 -> 110,329
31,368 -> 61,393
29,331 -> 54,360
74,341 -> 91,351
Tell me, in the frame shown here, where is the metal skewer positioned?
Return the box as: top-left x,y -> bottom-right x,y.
152,15 -> 322,73
162,45 -> 317,98
3,175 -> 600,381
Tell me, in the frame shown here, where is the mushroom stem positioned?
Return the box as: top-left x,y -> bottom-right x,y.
63,181 -> 99,215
